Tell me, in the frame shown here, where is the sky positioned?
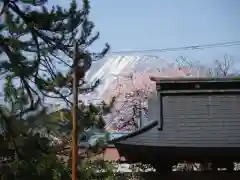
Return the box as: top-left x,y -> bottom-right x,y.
46,0 -> 240,67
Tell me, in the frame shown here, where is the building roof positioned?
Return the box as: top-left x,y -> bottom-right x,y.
109,121 -> 158,144
150,76 -> 240,93
150,76 -> 240,84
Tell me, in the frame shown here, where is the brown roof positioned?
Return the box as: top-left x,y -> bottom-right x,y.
88,146 -> 126,162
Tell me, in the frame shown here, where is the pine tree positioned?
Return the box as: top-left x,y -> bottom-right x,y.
0,0 -> 109,113
0,0 -> 108,153
0,0 -> 111,156
0,1 -> 116,179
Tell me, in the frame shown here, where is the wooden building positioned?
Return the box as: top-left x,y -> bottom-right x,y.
111,77 -> 240,173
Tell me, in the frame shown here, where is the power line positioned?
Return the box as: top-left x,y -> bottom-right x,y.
110,41 -> 240,54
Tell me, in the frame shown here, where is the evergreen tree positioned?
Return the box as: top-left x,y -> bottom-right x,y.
0,0 -> 112,155
0,0 -> 110,155
0,0 -> 116,179
0,0 -> 109,113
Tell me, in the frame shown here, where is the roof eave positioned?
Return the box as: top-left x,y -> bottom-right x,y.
108,121 -> 158,144
150,76 -> 240,84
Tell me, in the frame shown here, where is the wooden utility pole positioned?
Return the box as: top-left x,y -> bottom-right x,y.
72,41 -> 80,180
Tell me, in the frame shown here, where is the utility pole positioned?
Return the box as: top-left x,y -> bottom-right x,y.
71,41 -> 91,180
72,41 -> 80,180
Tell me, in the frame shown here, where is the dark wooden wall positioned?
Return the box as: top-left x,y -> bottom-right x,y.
120,94 -> 240,148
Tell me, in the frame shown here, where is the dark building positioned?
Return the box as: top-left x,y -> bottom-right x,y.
111,77 -> 240,172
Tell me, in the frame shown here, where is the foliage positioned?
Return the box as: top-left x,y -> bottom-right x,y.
24,99 -> 115,138
0,0 -> 117,179
0,101 -> 116,180
0,131 -> 116,180
107,79 -> 150,131
0,133 -> 70,180
0,0 -> 109,111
